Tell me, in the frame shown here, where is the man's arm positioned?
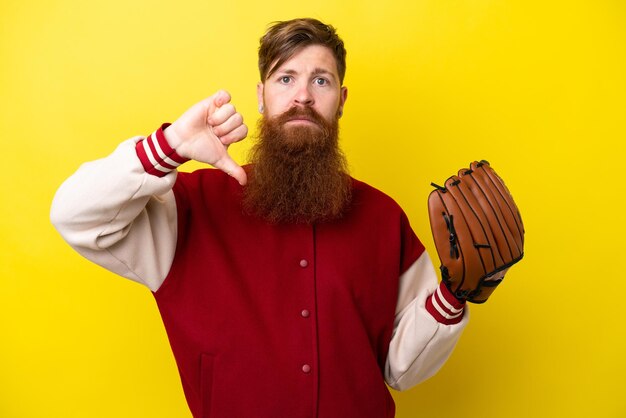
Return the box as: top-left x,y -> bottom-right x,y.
50,91 -> 248,291
385,251 -> 468,390
50,132 -> 181,291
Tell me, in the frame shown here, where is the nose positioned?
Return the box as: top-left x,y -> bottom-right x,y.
293,83 -> 314,106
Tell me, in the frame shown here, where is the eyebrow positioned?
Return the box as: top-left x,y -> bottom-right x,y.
280,68 -> 338,81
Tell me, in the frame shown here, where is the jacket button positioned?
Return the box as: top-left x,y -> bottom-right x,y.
301,309 -> 310,318
302,364 -> 311,373
299,259 -> 308,268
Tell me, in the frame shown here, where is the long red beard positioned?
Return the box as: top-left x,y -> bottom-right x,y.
243,106 -> 352,224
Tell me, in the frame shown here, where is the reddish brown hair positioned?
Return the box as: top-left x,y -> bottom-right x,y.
258,18 -> 347,84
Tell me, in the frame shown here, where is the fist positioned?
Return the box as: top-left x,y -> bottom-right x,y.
164,90 -> 248,185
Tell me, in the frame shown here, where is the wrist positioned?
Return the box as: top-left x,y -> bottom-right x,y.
425,281 -> 466,325
135,123 -> 189,177
163,123 -> 183,150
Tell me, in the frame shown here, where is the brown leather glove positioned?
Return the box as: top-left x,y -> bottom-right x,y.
428,160 -> 524,303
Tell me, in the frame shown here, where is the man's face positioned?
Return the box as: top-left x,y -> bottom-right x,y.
245,44 -> 351,224
257,44 -> 348,128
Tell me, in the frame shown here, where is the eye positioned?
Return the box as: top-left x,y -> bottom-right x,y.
314,77 -> 328,86
279,76 -> 292,84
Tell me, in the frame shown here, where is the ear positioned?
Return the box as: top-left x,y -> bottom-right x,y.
257,82 -> 265,113
338,86 -> 348,117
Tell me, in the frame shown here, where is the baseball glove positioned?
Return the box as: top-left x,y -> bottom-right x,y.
428,160 -> 524,303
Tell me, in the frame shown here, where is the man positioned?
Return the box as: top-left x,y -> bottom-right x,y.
51,18 -> 467,418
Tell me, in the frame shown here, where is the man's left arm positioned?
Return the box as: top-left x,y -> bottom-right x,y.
385,251 -> 468,391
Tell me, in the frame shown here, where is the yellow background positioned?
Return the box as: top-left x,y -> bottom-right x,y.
1,0 -> 624,417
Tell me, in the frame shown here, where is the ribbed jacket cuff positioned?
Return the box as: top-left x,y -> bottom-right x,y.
135,123 -> 189,177
425,282 -> 466,325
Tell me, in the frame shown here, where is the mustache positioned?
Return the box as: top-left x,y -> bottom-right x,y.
272,106 -> 328,127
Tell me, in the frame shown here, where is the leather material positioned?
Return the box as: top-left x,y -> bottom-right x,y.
428,161 -> 524,303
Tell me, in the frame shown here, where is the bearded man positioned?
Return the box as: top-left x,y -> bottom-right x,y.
51,18 -> 468,418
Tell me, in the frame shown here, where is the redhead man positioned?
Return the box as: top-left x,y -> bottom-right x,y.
51,18 -> 467,418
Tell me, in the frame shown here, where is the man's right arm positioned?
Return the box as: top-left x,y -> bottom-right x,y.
50,130 -> 182,291
50,91 -> 248,291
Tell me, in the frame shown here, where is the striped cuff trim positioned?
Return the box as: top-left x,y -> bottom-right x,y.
135,123 -> 189,177
426,282 -> 466,325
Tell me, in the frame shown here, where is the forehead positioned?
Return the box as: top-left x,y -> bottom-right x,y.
272,45 -> 340,78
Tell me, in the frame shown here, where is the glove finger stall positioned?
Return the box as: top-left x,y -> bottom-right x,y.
474,162 -> 525,251
429,181 -> 488,297
459,163 -> 521,264
444,174 -> 503,274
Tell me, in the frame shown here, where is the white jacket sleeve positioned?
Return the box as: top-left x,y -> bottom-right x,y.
50,133 -> 182,292
385,251 -> 469,390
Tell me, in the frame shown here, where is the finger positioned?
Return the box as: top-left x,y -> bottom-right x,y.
212,112 -> 244,138
213,90 -> 231,108
218,123 -> 248,145
207,90 -> 231,116
208,103 -> 236,126
485,267 -> 509,282
213,154 -> 247,186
